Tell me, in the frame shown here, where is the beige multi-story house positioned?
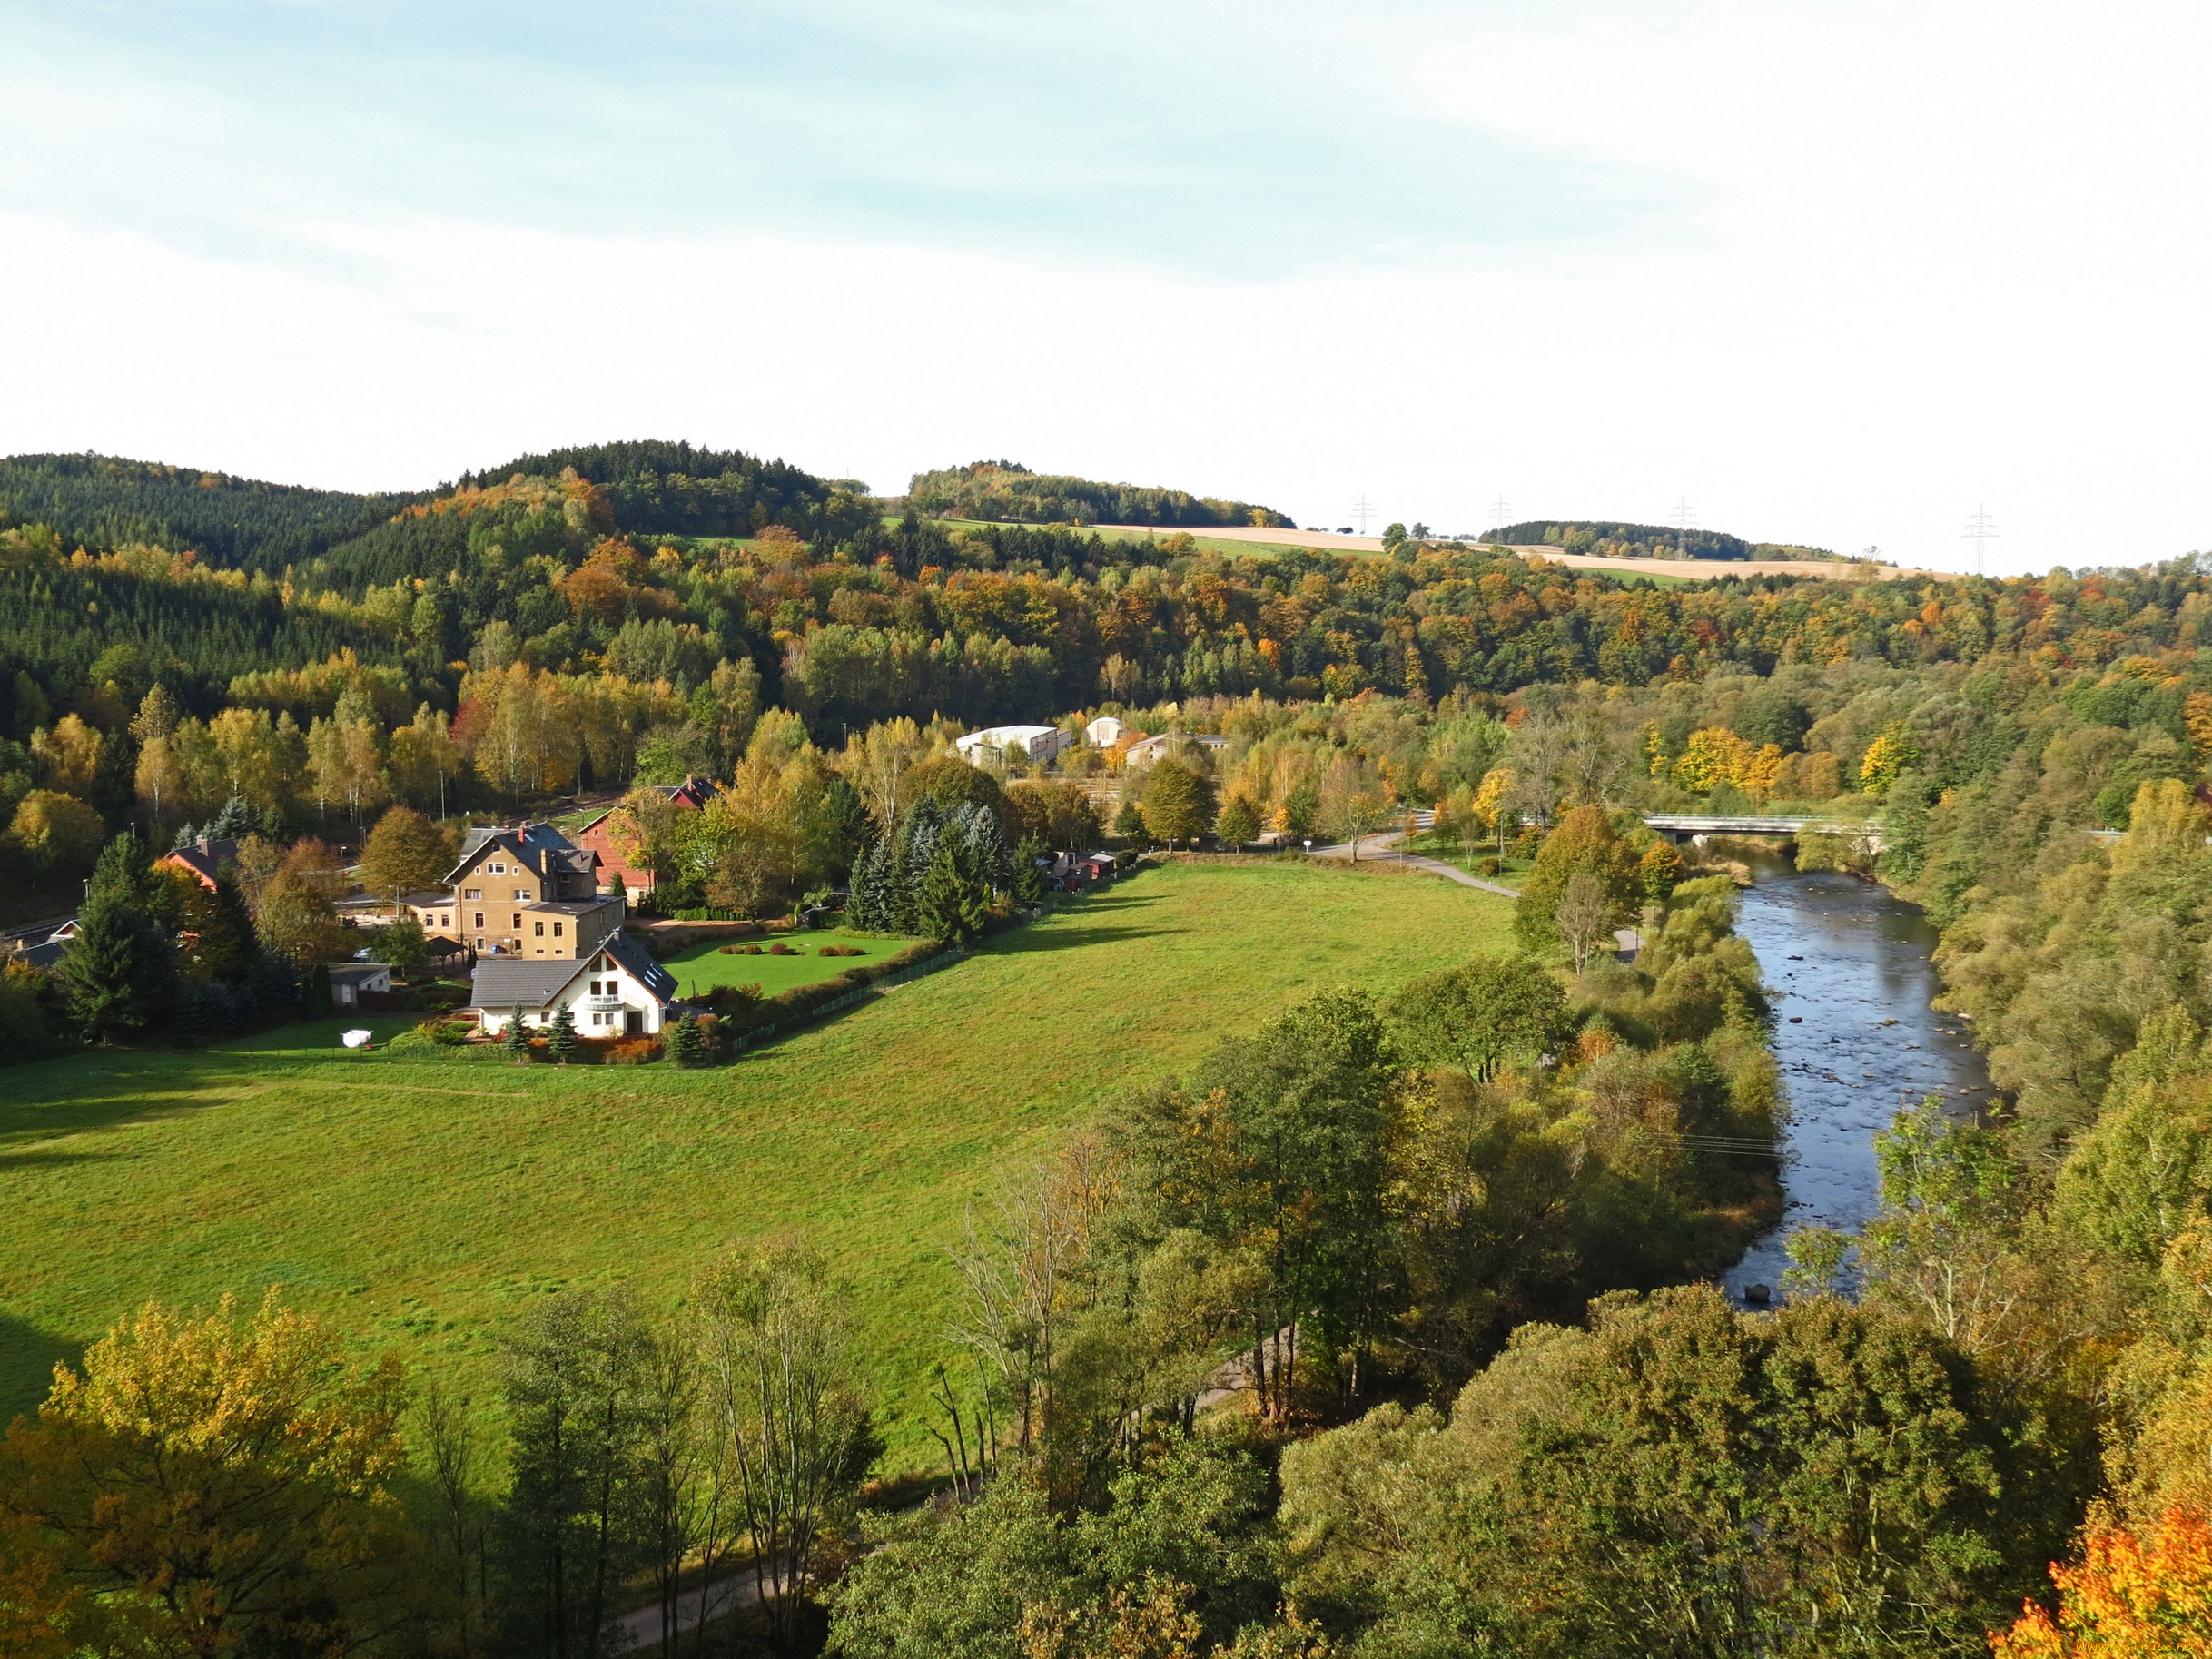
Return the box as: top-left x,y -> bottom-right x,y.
403,822 -> 624,960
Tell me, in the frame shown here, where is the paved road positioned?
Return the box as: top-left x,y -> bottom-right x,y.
616,1567 -> 765,1652
1306,817 -> 1521,901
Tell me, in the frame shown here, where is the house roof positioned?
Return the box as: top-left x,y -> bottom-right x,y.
652,775 -> 719,806
19,940 -> 64,970
393,890 -> 452,908
326,963 -> 390,987
468,929 -> 677,1011
471,958 -> 587,1010
158,837 -> 241,884
602,932 -> 679,1001
445,821 -> 592,885
530,896 -> 624,917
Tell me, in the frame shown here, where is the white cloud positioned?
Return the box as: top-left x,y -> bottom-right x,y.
0,0 -> 2207,574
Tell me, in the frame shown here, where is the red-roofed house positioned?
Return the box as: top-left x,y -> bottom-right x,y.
573,775 -> 720,894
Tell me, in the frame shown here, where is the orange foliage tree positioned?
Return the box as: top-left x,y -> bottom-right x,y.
1992,1506 -> 2212,1656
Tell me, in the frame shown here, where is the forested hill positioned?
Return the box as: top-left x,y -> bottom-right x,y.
906,459 -> 1295,528
0,454 -> 414,573
0,441 -> 864,594
1487,519 -> 1840,563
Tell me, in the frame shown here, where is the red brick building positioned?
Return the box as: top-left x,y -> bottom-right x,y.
573,775 -> 719,894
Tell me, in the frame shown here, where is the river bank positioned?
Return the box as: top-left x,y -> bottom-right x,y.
1720,850 -> 1992,1300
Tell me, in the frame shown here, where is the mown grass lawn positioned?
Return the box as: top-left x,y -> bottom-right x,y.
0,860 -> 1509,1468
660,929 -> 927,999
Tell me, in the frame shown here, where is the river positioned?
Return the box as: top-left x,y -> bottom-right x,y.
1719,853 -> 1992,1301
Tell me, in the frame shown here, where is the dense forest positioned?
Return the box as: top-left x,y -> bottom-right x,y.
1486,518 -> 1842,563
12,444 -> 2212,1654
905,460 -> 1295,529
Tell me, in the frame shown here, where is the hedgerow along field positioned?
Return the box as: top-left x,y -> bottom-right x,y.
0,859 -> 1511,1469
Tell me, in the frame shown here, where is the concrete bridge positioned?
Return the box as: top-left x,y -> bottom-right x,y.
1642,814 -> 1886,852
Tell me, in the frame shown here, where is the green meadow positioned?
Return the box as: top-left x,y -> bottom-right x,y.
660,929 -> 928,998
0,860 -> 1510,1467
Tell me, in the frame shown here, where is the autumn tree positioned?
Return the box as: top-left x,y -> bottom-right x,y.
6,789 -> 104,879
1141,761 -> 1217,850
1385,953 -> 1568,1082
359,805 -> 454,899
1514,805 -> 1642,957
696,1241 -> 879,1647
1992,1507 -> 2212,1658
388,704 -> 463,818
0,1291 -> 423,1659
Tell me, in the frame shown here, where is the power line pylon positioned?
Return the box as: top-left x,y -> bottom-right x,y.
1673,497 -> 1696,558
1964,504 -> 1998,577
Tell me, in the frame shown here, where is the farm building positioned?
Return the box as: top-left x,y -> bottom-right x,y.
955,725 -> 1069,765
325,963 -> 392,1007
472,933 -> 681,1038
1121,733 -> 1229,767
1084,716 -> 1126,746
573,775 -> 720,894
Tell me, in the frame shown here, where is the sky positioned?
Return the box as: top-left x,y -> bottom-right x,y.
1,0 -> 2207,575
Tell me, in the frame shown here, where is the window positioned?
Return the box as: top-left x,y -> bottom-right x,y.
553,922 -> 564,937
514,888 -> 529,900
511,913 -> 522,929
534,921 -> 545,937
489,862 -> 506,874
464,888 -> 481,900
474,913 -> 485,929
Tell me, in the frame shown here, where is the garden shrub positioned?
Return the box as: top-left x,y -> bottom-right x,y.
768,942 -> 796,956
604,1037 -> 662,1065
818,944 -> 866,957
384,1031 -> 437,1052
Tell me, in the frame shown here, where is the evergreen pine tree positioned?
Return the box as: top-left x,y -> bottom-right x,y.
59,832 -> 176,1044
916,837 -> 990,943
548,1004 -> 578,1065
305,963 -> 334,1020
505,1006 -> 532,1062
1012,832 -> 1048,905
667,1012 -> 705,1068
193,873 -> 258,983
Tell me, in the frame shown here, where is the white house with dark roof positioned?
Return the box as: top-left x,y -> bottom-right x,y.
471,933 -> 681,1038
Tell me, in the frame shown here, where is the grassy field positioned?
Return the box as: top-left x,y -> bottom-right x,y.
923,518 -> 1332,560
1400,834 -> 1534,892
0,861 -> 1509,1467
660,929 -> 927,998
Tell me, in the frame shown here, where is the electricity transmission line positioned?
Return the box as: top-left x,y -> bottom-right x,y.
1353,493 -> 1374,536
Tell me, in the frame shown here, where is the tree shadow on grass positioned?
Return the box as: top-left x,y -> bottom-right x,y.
0,1059 -> 258,1155
985,923 -> 1190,954
0,1308 -> 83,1427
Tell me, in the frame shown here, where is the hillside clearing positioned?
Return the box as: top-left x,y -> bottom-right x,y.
0,860 -> 1509,1466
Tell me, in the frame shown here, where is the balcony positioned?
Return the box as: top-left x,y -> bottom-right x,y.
583,994 -> 625,1012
